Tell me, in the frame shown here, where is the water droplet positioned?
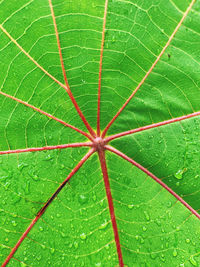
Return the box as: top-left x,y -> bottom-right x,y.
74,241 -> 79,249
155,219 -> 161,226
186,238 -> 190,243
167,201 -> 172,208
105,244 -> 109,250
111,35 -> 116,43
92,194 -> 97,202
11,221 -> 17,227
99,220 -> 108,230
173,249 -> 177,257
195,175 -> 199,179
150,253 -> 156,259
190,256 -> 197,266
100,199 -> 104,207
140,237 -> 144,244
39,226 -> 44,232
44,154 -> 53,161
50,248 -> 55,254
78,194 -> 88,204
29,170 -> 39,181
24,181 -> 30,194
61,232 -> 66,238
128,204 -> 134,209
142,226 -> 147,232
18,162 -> 28,171
144,211 -> 150,221
37,255 -> 42,261
174,168 -> 187,180
60,164 -> 65,170
80,233 -> 87,240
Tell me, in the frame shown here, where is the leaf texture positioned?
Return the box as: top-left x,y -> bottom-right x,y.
0,0 -> 200,266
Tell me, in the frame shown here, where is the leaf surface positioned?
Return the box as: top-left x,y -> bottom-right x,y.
0,0 -> 200,266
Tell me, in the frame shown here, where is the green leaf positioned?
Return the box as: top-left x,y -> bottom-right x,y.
0,0 -> 200,266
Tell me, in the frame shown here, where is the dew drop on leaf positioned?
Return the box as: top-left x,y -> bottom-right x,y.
78,194 -> 87,204
24,181 -> 30,194
142,226 -> 147,232
60,164 -> 65,170
11,220 -> 17,227
105,244 -> 110,250
135,235 -> 139,240
155,219 -> 161,226
99,220 -> 108,230
37,255 -> 42,261
17,162 -> 28,171
99,199 -> 104,207
173,249 -> 177,257
74,241 -> 79,249
167,201 -> 172,208
140,237 -> 144,244
150,253 -> 157,260
44,154 -> 53,161
174,168 -> 187,180
50,248 -> 55,254
144,211 -> 150,221
28,170 -> 39,181
190,256 -> 197,266
128,204 -> 134,209
80,233 -> 87,240
92,194 -> 97,202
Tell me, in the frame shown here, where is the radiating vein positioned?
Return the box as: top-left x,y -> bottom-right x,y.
1,148 -> 95,267
106,145 -> 200,220
0,90 -> 92,140
101,0 -> 196,138
98,149 -> 124,267
97,0 -> 109,136
48,0 -> 96,138
105,111 -> 200,142
0,23 -> 96,138
0,142 -> 92,155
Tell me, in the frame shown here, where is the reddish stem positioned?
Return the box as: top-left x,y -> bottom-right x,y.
0,142 -> 92,155
49,0 -> 96,138
101,0 -> 196,138
0,91 -> 92,141
106,145 -> 200,220
97,0 -> 109,136
2,149 -> 94,267
105,111 -> 200,142
98,149 -> 124,267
